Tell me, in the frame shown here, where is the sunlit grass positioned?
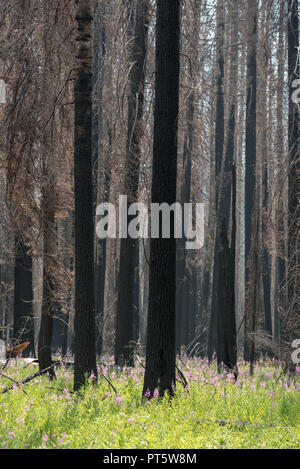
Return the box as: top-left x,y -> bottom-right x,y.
0,357 -> 299,449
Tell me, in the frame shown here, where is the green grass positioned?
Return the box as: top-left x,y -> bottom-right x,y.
0,357 -> 299,449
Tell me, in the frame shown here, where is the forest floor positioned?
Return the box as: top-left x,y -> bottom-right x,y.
0,357 -> 299,449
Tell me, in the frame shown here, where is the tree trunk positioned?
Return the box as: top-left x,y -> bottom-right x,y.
142,0 -> 181,398
73,0 -> 97,391
259,3 -> 272,339
38,203 -> 56,379
208,0 -> 225,360
244,0 -> 258,361
216,0 -> 238,372
217,212 -> 237,373
115,0 -> 149,366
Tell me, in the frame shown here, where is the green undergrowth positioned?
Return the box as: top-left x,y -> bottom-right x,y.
0,357 -> 299,449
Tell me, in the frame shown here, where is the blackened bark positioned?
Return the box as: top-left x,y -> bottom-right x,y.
73,0 -> 97,391
217,160 -> 237,372
260,8 -> 272,339
216,0 -> 238,370
13,235 -> 34,357
262,165 -> 272,336
217,217 -> 237,373
115,0 -> 149,366
92,2 -> 103,213
208,0 -> 225,360
142,0 -> 180,398
38,206 -> 56,379
244,0 -> 258,361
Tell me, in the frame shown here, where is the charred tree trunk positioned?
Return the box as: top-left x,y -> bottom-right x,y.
38,201 -> 56,379
244,0 -> 258,361
142,0 -> 180,398
73,0 -> 97,391
115,0 -> 149,366
259,5 -> 272,339
262,165 -> 272,336
217,212 -> 237,374
216,0 -> 238,372
208,0 -> 225,360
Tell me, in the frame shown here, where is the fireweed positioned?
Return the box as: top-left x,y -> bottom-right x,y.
0,358 -> 299,449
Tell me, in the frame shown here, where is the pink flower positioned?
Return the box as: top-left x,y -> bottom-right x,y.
226,373 -> 235,381
115,396 -> 122,403
42,435 -> 48,442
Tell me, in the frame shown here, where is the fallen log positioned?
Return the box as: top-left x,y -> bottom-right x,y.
1,361 -> 62,394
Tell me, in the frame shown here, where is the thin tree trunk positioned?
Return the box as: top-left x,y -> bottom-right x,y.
216,0 -> 238,372
38,203 -> 56,379
244,0 -> 258,361
115,0 -> 149,366
275,0 -> 286,338
208,0 -> 225,360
